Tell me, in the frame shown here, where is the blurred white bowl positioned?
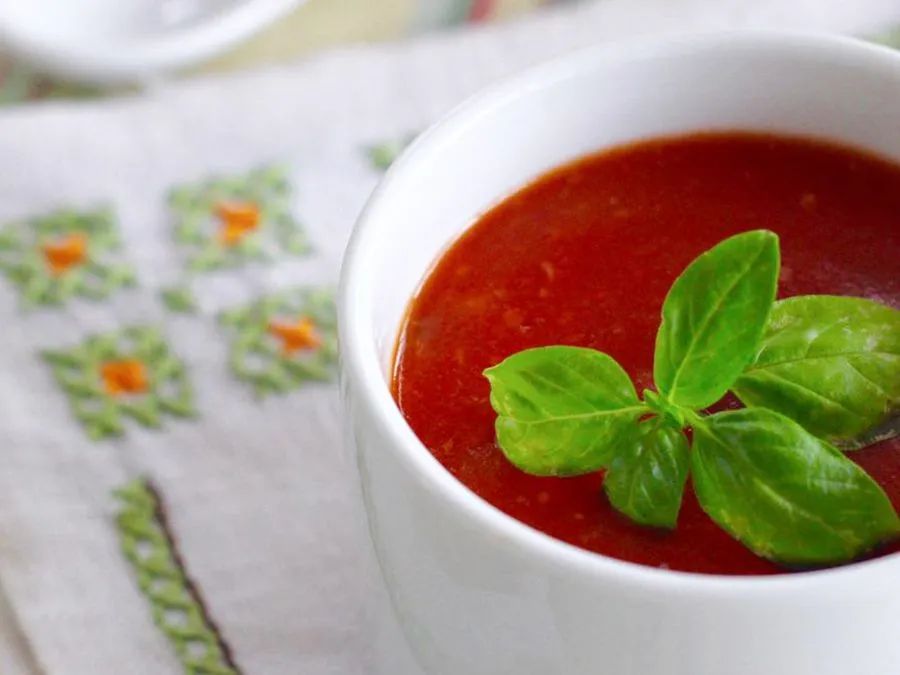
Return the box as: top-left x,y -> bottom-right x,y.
0,0 -> 303,85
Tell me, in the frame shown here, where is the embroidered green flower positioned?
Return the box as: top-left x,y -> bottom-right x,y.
874,25 -> 900,48
219,287 -> 337,397
169,165 -> 310,273
114,479 -> 241,675
43,326 -> 195,440
0,206 -> 137,307
365,133 -> 416,170
160,284 -> 199,314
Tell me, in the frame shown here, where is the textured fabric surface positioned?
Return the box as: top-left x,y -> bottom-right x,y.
0,1 -> 898,673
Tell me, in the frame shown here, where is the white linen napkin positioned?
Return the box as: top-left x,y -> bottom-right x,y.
0,1 -> 897,673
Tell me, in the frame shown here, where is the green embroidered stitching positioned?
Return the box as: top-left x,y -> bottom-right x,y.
160,284 -> 199,314
169,165 -> 310,274
365,133 -> 416,171
0,62 -> 100,105
114,479 -> 242,675
43,326 -> 195,439
0,206 -> 137,307
219,287 -> 337,397
875,25 -> 900,48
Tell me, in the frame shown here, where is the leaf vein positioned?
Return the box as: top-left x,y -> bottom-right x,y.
747,350 -> 898,371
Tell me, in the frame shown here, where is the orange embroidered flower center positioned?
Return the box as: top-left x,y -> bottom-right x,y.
215,201 -> 260,246
101,359 -> 149,396
268,317 -> 322,355
42,233 -> 88,275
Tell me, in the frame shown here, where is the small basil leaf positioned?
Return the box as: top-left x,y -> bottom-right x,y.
692,408 -> 900,566
484,346 -> 645,476
733,296 -> 900,449
603,421 -> 690,529
653,230 -> 779,409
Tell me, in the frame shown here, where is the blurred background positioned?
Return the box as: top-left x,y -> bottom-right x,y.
2,0 -> 898,105
0,0 -> 565,103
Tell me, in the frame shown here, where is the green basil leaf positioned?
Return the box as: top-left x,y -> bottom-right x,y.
654,230 -> 779,409
603,421 -> 690,528
733,296 -> 900,449
692,408 -> 900,565
484,346 -> 645,476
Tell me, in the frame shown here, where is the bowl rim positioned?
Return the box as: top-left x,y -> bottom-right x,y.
339,29 -> 900,597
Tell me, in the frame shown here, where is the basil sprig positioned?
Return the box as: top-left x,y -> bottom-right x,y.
484,230 -> 900,565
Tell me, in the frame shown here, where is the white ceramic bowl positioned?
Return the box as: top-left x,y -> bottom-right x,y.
339,32 -> 900,675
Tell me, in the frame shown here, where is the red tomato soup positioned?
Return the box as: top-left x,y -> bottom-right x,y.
392,133 -> 900,575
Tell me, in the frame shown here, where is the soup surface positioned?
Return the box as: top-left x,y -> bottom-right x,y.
392,133 -> 900,575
